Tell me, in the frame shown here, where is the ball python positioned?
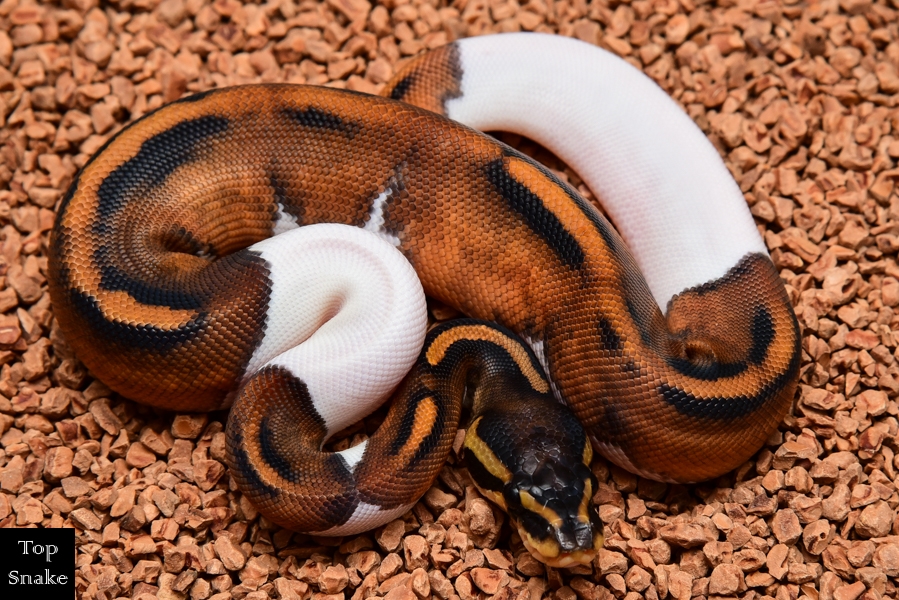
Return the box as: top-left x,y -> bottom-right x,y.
48,33 -> 801,567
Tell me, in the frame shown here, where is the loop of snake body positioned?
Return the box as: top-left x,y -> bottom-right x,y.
48,33 -> 800,566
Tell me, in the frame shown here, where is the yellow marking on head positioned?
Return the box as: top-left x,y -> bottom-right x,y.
426,324 -> 549,394
480,488 -> 507,511
583,439 -> 593,466
462,417 -> 512,484
578,478 -> 593,525
520,528 -> 561,561
519,490 -> 563,528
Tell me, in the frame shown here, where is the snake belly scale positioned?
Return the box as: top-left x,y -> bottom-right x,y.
48,33 -> 801,566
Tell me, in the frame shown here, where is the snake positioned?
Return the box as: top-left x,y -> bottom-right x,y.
47,33 -> 801,567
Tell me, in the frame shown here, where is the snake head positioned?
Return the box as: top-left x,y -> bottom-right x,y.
505,445 -> 603,568
462,400 -> 604,568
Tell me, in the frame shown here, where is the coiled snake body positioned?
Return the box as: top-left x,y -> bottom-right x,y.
48,33 -> 800,566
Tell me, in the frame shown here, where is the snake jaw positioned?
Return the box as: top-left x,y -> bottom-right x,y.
520,531 -> 603,568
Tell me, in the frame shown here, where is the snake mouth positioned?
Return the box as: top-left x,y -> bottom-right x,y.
519,529 -> 602,567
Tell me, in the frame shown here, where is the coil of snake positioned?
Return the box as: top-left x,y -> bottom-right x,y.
48,33 -> 801,567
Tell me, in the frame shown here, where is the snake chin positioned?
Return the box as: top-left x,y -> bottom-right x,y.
519,528 -> 603,568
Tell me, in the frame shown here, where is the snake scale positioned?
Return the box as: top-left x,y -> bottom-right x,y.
48,33 -> 801,566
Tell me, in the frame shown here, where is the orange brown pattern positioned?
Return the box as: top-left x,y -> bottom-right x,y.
50,80 -> 800,483
381,43 -> 462,116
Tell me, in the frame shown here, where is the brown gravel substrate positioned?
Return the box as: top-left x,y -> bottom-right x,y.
1,0 -> 898,598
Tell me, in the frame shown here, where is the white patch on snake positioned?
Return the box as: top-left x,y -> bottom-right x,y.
239,226 -> 427,438
446,34 -> 768,309
272,202 -> 300,235
363,188 -> 401,246
312,501 -> 415,536
522,334 -> 562,403
337,439 -> 368,473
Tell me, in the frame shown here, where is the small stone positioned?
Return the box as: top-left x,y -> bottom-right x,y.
665,14 -> 689,45
606,573 -> 627,597
193,459 -> 225,491
213,535 -> 246,570
668,569 -> 694,600
272,578 -> 309,600
823,545 -> 855,579
855,501 -> 892,538
482,547 -> 512,570
89,399 -> 122,435
378,552 -> 403,582
384,584 -> 415,600
409,567 -> 429,598
377,520 -> 405,553
428,570 -> 454,600
516,551 -> 544,576
833,581 -> 866,600
873,544 -> 899,577
125,535 -> 157,556
43,446 -> 74,481
171,414 -> 208,439
659,522 -> 716,548
803,520 -> 833,555
125,441 -> 157,468
403,535 -> 428,570
347,550 -> 380,575
847,541 -> 875,568
132,560 -> 161,582
423,487 -> 456,513
15,497 -> 44,525
850,485 -> 878,509
379,572 -> 411,596
625,565 -> 651,591
823,484 -> 851,521
745,571 -> 775,588
319,564 -> 348,594
733,548 -> 766,571
702,541 -> 733,567
627,539 -> 657,570
709,563 -> 745,595
61,476 -> 93,498
598,549 -> 629,574
467,497 -> 499,542
767,544 -> 789,580
470,567 -> 508,594
771,509 -> 802,545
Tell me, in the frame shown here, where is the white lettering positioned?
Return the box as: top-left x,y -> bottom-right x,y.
6,569 -> 67,584
16,540 -> 58,561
